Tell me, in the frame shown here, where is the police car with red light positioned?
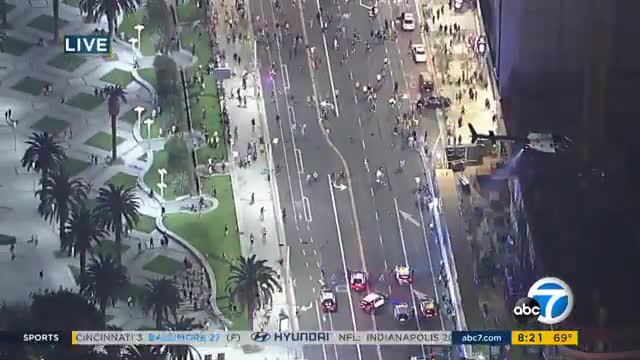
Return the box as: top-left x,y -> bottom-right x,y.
350,270 -> 368,291
394,265 -> 414,285
360,292 -> 386,313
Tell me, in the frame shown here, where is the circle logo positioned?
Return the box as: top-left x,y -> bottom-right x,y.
251,332 -> 271,342
512,297 -> 541,323
527,277 -> 574,325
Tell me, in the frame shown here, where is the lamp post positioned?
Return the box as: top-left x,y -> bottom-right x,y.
11,119 -> 17,152
134,24 -> 145,50
143,118 -> 154,147
134,106 -> 145,126
128,37 -> 138,51
157,168 -> 168,199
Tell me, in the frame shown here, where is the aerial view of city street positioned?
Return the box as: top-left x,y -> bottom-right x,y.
1,0 -> 640,359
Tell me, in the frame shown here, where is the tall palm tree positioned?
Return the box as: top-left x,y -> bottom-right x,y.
84,253 -> 129,315
80,0 -> 140,39
94,184 -> 140,263
35,169 -> 88,251
142,278 -> 181,329
21,132 -> 66,198
0,1 -> 8,28
226,255 -> 282,329
0,30 -> 6,52
101,85 -> 127,161
124,346 -> 162,360
52,0 -> 60,41
66,204 -> 107,285
155,316 -> 201,360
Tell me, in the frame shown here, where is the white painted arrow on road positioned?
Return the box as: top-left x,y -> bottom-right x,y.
412,289 -> 431,300
299,302 -> 314,312
399,210 -> 421,227
332,181 -> 347,191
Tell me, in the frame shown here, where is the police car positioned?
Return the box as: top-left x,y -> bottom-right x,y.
350,270 -> 368,291
419,297 -> 438,318
394,265 -> 414,285
360,292 -> 386,313
394,302 -> 412,324
320,288 -> 337,313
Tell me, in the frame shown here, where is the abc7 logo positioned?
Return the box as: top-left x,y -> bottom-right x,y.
513,297 -> 541,323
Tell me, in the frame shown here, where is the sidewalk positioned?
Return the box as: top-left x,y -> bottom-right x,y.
207,0 -> 297,334
418,1 -> 520,358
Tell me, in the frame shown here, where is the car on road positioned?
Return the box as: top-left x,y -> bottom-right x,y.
424,95 -> 452,109
412,44 -> 427,63
418,72 -> 434,94
350,270 -> 368,291
394,265 -> 414,285
360,292 -> 386,313
394,302 -> 412,324
419,297 -> 438,318
401,13 -> 416,31
320,288 -> 337,313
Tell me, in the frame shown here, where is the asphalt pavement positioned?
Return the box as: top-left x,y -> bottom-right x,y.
246,0 -> 455,358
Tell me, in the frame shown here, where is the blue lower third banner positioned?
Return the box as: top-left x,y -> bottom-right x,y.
452,331 -> 511,346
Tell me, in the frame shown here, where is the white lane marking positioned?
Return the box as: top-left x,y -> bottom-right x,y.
303,197 -> 313,222
313,248 -> 318,256
327,174 -> 363,359
257,0 -> 300,223
302,249 -> 307,256
313,0 -> 341,117
314,300 -> 329,360
282,64 -> 291,89
394,197 -> 426,356
295,149 -> 305,174
306,262 -> 310,268
327,313 -> 340,360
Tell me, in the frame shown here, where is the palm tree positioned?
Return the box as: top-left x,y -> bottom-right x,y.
84,253 -> 129,315
21,132 -> 66,198
101,85 -> 127,161
226,255 -> 282,329
0,30 -> 6,52
124,346 -> 162,360
35,169 -> 88,251
155,316 -> 201,360
94,184 -> 140,263
142,278 -> 181,329
66,204 -> 107,285
52,0 -> 60,41
80,0 -> 140,40
0,1 -> 8,28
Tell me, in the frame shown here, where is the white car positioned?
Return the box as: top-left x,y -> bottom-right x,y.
412,44 -> 427,63
360,292 -> 386,313
401,13 -> 416,31
395,265 -> 414,285
320,289 -> 337,313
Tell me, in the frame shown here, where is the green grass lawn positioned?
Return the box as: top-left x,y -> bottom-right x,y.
136,67 -> 157,89
2,36 -> 33,56
0,234 -> 16,245
95,239 -> 131,258
61,157 -> 91,176
100,68 -> 134,88
11,76 -> 48,96
180,28 -> 225,162
47,53 -> 87,72
119,9 -> 157,56
120,107 -> 144,125
118,283 -> 146,303
85,131 -> 125,151
106,172 -> 138,189
134,214 -> 156,233
28,14 -> 68,33
31,116 -> 68,134
142,255 -> 185,276
177,0 -> 203,23
67,92 -> 104,111
164,176 -> 247,329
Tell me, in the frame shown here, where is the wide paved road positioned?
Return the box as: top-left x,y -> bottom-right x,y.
246,0 -> 454,358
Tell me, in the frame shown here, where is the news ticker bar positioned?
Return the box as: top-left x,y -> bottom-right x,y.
3,330 -> 578,347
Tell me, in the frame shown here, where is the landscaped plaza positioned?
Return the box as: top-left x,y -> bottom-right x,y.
0,0 -> 287,358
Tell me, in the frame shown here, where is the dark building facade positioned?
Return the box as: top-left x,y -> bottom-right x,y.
477,0 -> 640,357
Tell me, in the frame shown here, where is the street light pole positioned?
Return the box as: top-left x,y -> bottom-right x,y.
144,118 -> 154,149
128,37 -> 138,52
134,106 -> 145,127
11,120 -> 16,152
157,168 -> 168,199
134,24 -> 145,51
